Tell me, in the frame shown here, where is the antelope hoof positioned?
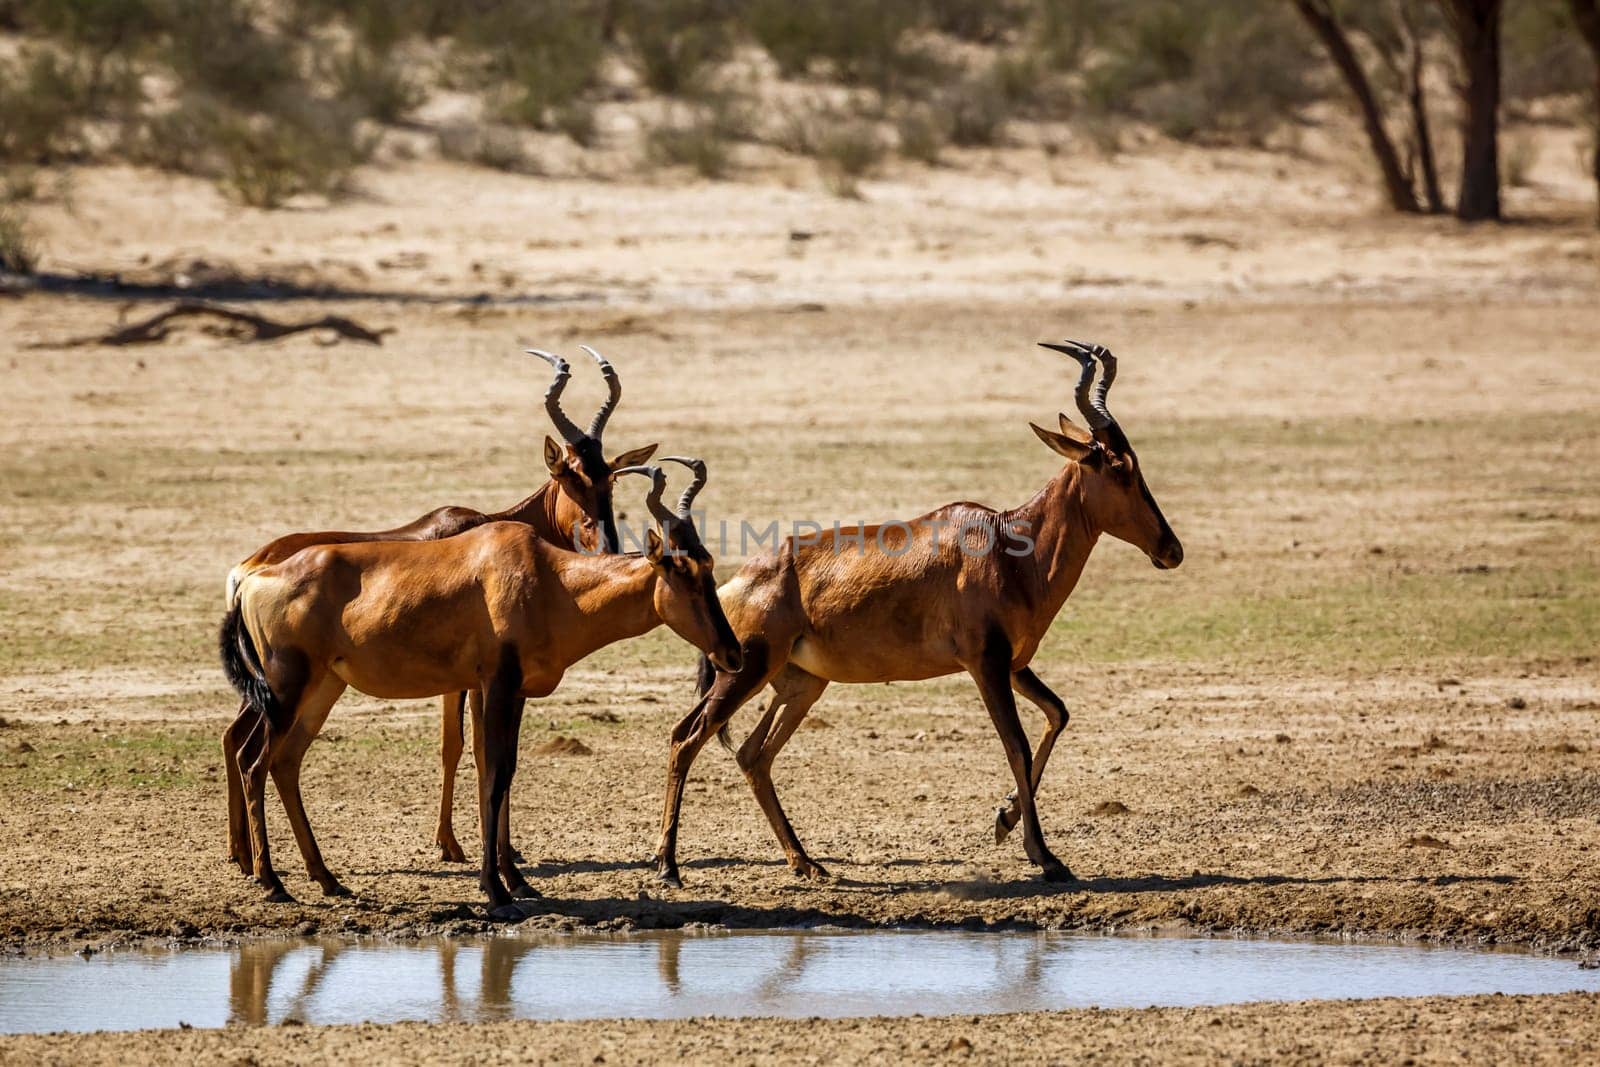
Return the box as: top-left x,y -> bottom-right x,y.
656,866 -> 683,889
794,860 -> 831,882
510,883 -> 542,900
263,885 -> 295,904
1040,862 -> 1076,885
437,839 -> 467,864
993,807 -> 1015,845
487,903 -> 526,924
319,879 -> 352,898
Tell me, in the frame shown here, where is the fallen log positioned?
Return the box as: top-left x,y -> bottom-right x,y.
58,300 -> 392,347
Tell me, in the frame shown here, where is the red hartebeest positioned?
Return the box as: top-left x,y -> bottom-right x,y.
222,348 -> 657,873
220,461 -> 742,915
652,341 -> 1183,886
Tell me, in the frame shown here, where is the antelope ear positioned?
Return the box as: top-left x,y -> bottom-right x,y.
1056,412 -> 1093,444
610,443 -> 659,472
543,436 -> 568,475
645,527 -> 665,565
1031,422 -> 1095,461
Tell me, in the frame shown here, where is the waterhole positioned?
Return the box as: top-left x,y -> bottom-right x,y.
3,930 -> 1596,1035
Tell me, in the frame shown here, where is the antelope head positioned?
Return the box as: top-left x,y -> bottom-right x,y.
616,459 -> 743,673
1030,340 -> 1184,570
528,346 -> 658,553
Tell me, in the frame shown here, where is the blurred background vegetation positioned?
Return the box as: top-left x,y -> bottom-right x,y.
0,0 -> 1594,229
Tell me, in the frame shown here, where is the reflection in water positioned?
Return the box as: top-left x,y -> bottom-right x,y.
3,930 -> 1599,1036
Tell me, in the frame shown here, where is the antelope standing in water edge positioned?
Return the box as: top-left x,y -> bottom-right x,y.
222,348 -> 657,873
220,461 -> 742,914
653,341 -> 1183,887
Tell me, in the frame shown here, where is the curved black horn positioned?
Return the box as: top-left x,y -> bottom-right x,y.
1038,340 -> 1115,430
525,348 -> 585,444
1088,342 -> 1117,424
614,464 -> 673,528
658,455 -> 707,517
579,345 -> 622,440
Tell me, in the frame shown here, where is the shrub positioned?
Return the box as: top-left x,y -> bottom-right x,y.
896,106 -> 947,164
129,94 -> 228,174
436,122 -> 535,173
1081,0 -> 1318,145
1034,0 -> 1112,71
924,0 -> 1026,44
991,50 -> 1046,112
744,0 -> 936,96
163,0 -> 297,109
619,0 -> 733,96
943,72 -> 1009,147
456,2 -> 604,129
0,207 -> 41,274
329,45 -> 425,124
645,109 -> 731,178
816,119 -> 883,197
213,98 -> 373,207
553,101 -> 600,148
0,50 -> 100,162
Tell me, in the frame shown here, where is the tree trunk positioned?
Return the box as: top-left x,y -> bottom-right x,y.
1292,0 -> 1420,213
1400,1 -> 1446,213
1443,0 -> 1502,222
1570,0 -> 1600,226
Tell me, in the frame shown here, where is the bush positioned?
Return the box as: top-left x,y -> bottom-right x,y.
896,106 -> 947,164
436,122 -> 535,173
943,72 -> 1009,147
925,0 -> 1027,44
553,101 -> 600,148
163,0 -> 298,109
0,50 -> 100,163
645,109 -> 731,178
816,120 -> 883,197
619,0 -> 733,96
744,0 -> 936,96
329,45 -> 425,124
129,94 -> 228,174
456,2 -> 604,129
991,50 -> 1046,112
214,99 -> 373,207
1034,0 -> 1112,71
1081,0 -> 1317,145
0,207 -> 41,274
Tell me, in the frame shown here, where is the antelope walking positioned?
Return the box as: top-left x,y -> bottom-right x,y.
652,341 -> 1183,887
220,462 -> 742,914
222,348 -> 657,873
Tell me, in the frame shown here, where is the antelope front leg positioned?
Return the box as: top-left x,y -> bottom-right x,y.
654,643 -> 774,888
994,666 -> 1069,845
971,631 -> 1073,883
435,690 -> 469,863
735,667 -> 831,881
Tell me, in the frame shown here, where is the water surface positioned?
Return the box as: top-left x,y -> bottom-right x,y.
3,930 -> 1596,1035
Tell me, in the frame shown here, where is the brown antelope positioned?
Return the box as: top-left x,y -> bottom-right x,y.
652,341 -> 1183,887
221,347 -> 658,873
219,461 -> 742,915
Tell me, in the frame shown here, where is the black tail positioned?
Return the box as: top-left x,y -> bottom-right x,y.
218,602 -> 281,726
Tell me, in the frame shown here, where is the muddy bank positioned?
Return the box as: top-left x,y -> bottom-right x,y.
3,994 -> 1598,1065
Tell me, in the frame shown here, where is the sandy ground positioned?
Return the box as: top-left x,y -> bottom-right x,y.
2,132 -> 1598,1059
4,994 -> 1600,1065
